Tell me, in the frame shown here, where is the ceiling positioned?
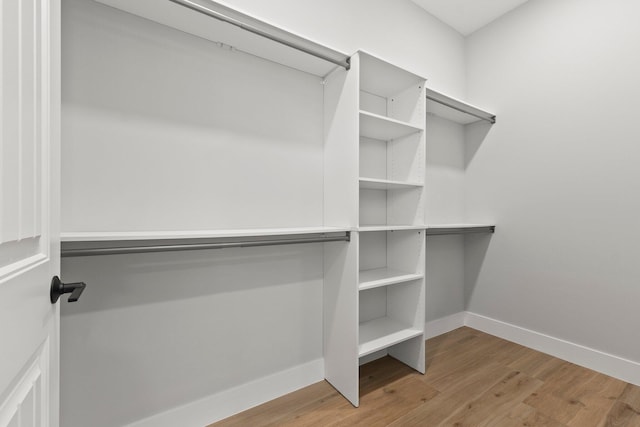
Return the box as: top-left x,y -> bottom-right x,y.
411,0 -> 529,36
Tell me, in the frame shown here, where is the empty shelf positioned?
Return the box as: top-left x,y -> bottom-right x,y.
426,88 -> 496,125
358,225 -> 425,232
359,317 -> 423,357
426,224 -> 495,235
359,111 -> 422,141
359,268 -> 423,291
359,178 -> 423,190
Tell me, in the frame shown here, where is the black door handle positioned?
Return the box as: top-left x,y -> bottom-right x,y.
50,276 -> 86,303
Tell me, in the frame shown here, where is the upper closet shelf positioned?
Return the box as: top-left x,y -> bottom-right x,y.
93,0 -> 350,77
426,88 -> 496,125
359,111 -> 422,141
61,227 -> 351,257
359,178 -> 423,190
359,225 -> 425,232
359,51 -> 425,97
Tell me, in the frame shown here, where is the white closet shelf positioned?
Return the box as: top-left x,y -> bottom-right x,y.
358,317 -> 423,357
359,111 -> 422,141
358,268 -> 423,291
60,227 -> 352,257
426,88 -> 496,125
94,0 -> 349,77
358,225 -> 425,232
359,178 -> 423,190
426,224 -> 495,235
359,51 -> 424,98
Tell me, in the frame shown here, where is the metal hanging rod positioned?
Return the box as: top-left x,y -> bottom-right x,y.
426,226 -> 495,236
61,232 -> 350,257
426,89 -> 496,124
168,0 -> 351,70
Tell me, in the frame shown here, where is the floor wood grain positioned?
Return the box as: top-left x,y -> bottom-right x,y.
209,327 -> 640,426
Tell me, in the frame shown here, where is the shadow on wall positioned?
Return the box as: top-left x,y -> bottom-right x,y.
464,233 -> 493,307
60,243 -> 324,316
465,121 -> 493,168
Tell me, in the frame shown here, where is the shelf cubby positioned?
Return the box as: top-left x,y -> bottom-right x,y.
359,184 -> 424,229
359,131 -> 424,184
359,229 -> 424,283
359,111 -> 421,141
358,280 -> 424,359
358,317 -> 423,357
359,52 -> 425,126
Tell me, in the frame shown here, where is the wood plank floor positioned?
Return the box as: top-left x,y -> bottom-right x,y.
210,327 -> 640,426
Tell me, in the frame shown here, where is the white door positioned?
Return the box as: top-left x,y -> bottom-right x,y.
0,0 -> 60,426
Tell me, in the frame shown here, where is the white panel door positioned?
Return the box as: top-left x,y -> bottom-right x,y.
0,0 -> 60,426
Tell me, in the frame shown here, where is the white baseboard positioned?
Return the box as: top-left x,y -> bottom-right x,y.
425,312 -> 467,339
124,358 -> 324,427
465,312 -> 640,387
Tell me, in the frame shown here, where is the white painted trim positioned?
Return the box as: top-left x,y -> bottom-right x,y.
425,311 -> 466,339
0,253 -> 47,283
0,339 -> 49,427
465,312 -> 640,387
124,358 -> 324,427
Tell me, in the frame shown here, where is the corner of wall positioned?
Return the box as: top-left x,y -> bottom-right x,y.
424,311 -> 640,388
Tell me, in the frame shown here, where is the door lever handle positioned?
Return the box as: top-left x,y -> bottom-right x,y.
50,276 -> 86,303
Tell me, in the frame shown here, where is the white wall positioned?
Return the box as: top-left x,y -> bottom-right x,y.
60,0 -> 466,426
466,0 -> 640,363
425,113 -> 466,321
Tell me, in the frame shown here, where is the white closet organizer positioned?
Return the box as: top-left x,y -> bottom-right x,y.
323,51 -> 426,406
64,0 -> 494,415
63,0 -> 353,252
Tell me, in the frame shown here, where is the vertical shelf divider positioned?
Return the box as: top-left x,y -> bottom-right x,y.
322,54 -> 360,406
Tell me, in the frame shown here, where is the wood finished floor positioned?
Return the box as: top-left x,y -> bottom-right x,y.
210,327 -> 640,426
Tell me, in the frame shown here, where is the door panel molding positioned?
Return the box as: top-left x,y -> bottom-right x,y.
0,338 -> 50,427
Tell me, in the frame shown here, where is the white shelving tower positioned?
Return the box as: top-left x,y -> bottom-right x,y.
323,51 -> 426,406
